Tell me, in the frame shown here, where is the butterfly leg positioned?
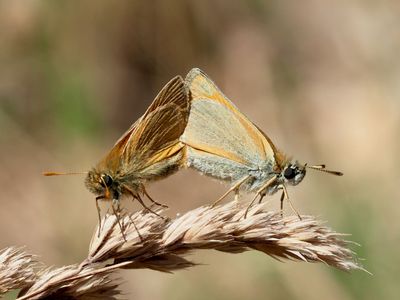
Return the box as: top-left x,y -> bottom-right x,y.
111,199 -> 127,242
234,188 -> 240,203
279,190 -> 285,218
142,185 -> 168,208
121,207 -> 144,243
95,196 -> 105,237
244,193 -> 262,218
135,193 -> 165,219
280,185 -> 302,220
124,185 -> 165,218
130,217 -> 144,243
212,175 -> 252,207
258,192 -> 266,204
244,175 -> 277,218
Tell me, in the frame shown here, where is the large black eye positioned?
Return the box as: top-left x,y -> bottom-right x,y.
100,174 -> 113,187
284,167 -> 296,180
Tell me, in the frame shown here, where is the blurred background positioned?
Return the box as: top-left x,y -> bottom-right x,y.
1,1 -> 399,299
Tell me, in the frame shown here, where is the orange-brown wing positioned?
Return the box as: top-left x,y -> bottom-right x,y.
141,75 -> 189,120
123,75 -> 188,155
124,103 -> 187,171
99,75 -> 189,172
97,123 -> 137,172
111,75 -> 188,149
181,68 -> 277,168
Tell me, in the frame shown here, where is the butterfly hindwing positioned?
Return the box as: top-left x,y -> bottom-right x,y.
182,68 -> 277,169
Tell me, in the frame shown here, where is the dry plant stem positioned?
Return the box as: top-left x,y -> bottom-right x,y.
17,201 -> 364,299
88,201 -> 362,272
17,263 -> 123,300
0,247 -> 38,295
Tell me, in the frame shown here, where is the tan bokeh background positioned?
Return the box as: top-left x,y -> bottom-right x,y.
1,1 -> 399,299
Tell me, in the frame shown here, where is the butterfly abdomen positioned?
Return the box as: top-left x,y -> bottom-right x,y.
186,147 -> 249,183
134,151 -> 185,183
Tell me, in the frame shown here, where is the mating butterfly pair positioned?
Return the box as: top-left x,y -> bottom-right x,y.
46,68 -> 342,236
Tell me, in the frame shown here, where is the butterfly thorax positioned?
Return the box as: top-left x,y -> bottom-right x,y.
85,168 -> 141,200
244,155 -> 306,195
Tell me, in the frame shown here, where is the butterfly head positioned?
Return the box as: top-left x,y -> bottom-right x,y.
85,169 -> 121,200
279,161 -> 343,187
281,161 -> 307,186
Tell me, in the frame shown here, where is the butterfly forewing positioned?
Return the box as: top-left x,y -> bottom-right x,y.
182,99 -> 257,165
141,76 -> 189,119
126,104 -> 187,172
111,76 -> 188,151
98,76 -> 189,177
182,68 -> 276,168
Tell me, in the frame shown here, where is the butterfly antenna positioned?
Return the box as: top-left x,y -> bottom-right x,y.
43,171 -> 88,176
305,164 -> 343,176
